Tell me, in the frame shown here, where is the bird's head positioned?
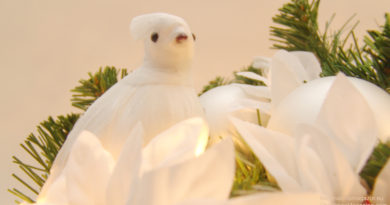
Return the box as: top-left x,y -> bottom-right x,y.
130,13 -> 196,72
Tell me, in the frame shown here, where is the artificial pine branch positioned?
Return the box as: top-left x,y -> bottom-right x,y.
71,66 -> 128,111
231,136 -> 280,197
199,76 -> 231,95
9,114 -> 80,204
200,65 -> 265,95
271,0 -> 389,90
364,13 -> 390,91
360,142 -> 390,193
233,66 -> 266,86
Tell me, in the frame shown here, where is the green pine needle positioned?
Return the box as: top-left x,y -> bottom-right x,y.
71,66 -> 129,111
364,13 -> 390,91
9,114 -> 80,203
200,65 -> 266,95
233,66 -> 266,86
360,141 -> 390,193
271,0 -> 390,91
199,76 -> 232,95
231,134 -> 280,197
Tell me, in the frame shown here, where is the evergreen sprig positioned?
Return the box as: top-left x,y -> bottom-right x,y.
233,66 -> 266,86
360,142 -> 390,193
71,66 -> 128,111
364,13 -> 390,91
271,0 -> 390,91
199,76 -> 232,95
231,134 -> 279,197
9,114 -> 80,204
200,65 -> 265,95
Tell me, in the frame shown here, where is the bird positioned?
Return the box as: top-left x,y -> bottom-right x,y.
39,12 -> 205,197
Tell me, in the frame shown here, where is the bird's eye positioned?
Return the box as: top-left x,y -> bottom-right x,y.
192,33 -> 196,41
151,33 -> 159,43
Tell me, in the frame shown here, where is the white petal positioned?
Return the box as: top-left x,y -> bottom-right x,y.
200,84 -> 270,140
252,56 -> 271,78
316,73 -> 378,172
267,77 -> 331,135
127,139 -> 236,205
270,50 -> 306,108
236,71 -> 270,86
228,192 -> 327,205
177,192 -> 327,205
290,51 -> 321,81
35,175 -> 68,205
141,117 -> 209,172
106,123 -> 144,205
373,159 -> 390,205
37,132 -> 117,205
296,124 -> 366,199
177,199 -> 225,205
233,83 -> 270,99
252,56 -> 271,69
65,131 -> 115,205
347,78 -> 390,142
295,135 -> 333,197
231,117 -> 302,192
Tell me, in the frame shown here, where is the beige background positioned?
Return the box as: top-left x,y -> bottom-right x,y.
0,0 -> 389,203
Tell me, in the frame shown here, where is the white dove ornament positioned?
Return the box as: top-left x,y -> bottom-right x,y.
39,13 -> 204,198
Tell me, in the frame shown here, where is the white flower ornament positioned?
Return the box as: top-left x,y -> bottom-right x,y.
231,73 -> 387,203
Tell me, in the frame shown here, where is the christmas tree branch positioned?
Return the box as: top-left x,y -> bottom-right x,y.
271,0 -> 390,91
9,114 -> 80,204
71,66 -> 128,111
200,65 -> 265,95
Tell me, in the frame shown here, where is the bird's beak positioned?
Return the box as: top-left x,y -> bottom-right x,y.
176,33 -> 188,44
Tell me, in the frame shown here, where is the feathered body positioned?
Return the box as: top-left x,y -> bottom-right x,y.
40,13 -> 204,196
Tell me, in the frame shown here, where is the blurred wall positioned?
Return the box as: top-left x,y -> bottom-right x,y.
0,0 -> 388,203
